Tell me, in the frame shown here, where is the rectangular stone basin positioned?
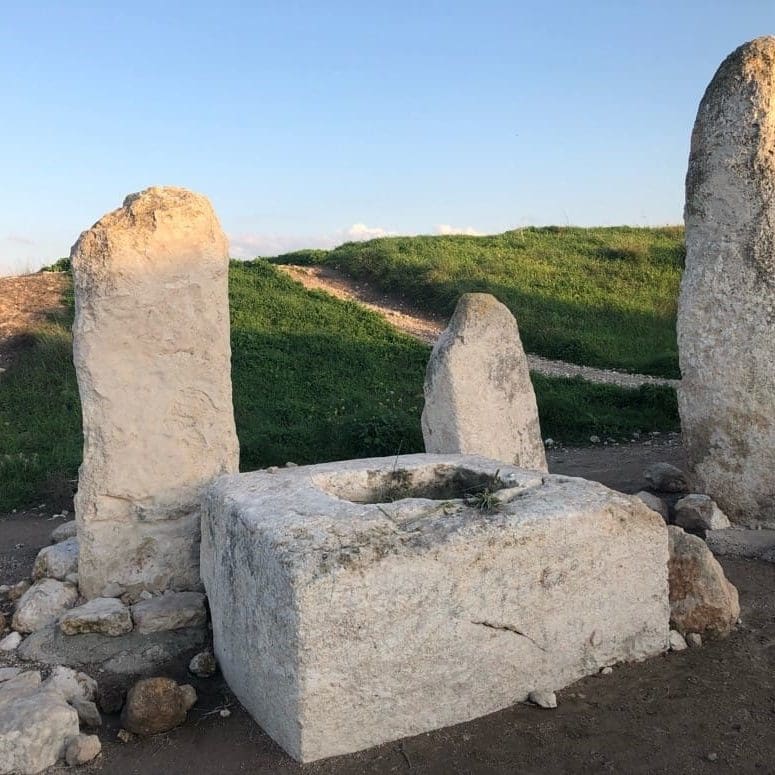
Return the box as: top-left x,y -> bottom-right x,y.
201,453 -> 669,762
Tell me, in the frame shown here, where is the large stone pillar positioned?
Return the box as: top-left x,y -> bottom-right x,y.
421,293 -> 547,471
680,37 -> 775,526
71,187 -> 239,598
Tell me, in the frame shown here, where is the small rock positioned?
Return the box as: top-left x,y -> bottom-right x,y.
70,697 -> 102,727
189,650 -> 216,678
687,632 -> 703,648
528,690 -> 557,708
669,629 -> 688,651
635,491 -> 669,521
50,520 -> 78,544
285,461 -> 298,468
97,683 -> 126,714
707,752 -> 718,762
43,666 -> 98,703
131,591 -> 206,634
116,728 -> 134,743
0,667 -> 22,682
668,526 -> 740,638
589,435 -> 601,444
600,666 -> 613,675
543,438 -> 555,448
8,579 -> 31,603
12,579 -> 78,633
643,462 -> 689,493
0,671 -> 79,774
674,494 -> 731,532
65,733 -> 102,766
32,537 -> 79,581
219,708 -> 231,718
59,597 -> 133,637
0,631 -> 22,651
121,677 -> 197,735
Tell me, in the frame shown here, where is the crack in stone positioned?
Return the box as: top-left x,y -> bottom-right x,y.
471,620 -> 547,652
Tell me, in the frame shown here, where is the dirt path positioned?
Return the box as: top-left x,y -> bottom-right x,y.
0,272 -> 68,372
277,264 -> 680,389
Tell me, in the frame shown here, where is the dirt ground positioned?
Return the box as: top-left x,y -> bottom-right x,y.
3,441 -> 773,774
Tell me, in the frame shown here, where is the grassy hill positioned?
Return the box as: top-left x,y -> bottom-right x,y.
0,260 -> 678,512
270,226 -> 684,378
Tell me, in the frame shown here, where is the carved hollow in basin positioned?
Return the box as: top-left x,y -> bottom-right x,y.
312,463 -> 511,504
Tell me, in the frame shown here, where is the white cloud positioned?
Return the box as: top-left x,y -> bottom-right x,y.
228,223 -> 396,259
435,224 -> 483,236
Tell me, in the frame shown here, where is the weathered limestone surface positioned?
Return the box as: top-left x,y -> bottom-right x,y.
131,591 -> 206,634
668,526 -> 740,638
0,672 -> 79,775
421,294 -> 547,470
12,580 -> 78,634
58,597 -> 133,637
32,538 -> 79,581
680,37 -> 775,526
71,186 -> 239,597
202,453 -> 669,763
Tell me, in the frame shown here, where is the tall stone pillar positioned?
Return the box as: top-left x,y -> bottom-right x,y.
71,187 -> 239,598
421,293 -> 547,471
680,37 -> 775,526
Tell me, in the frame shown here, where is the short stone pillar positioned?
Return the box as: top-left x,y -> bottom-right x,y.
71,187 -> 239,598
421,293 -> 547,471
680,37 -> 775,526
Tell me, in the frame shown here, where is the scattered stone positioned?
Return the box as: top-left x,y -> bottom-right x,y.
600,666 -> 613,675
18,623 -> 207,676
121,677 -> 197,735
59,597 -> 133,637
70,697 -> 102,727
680,36 -> 775,527
65,733 -> 102,766
421,293 -> 547,470
42,666 -> 97,703
543,438 -> 555,448
668,526 -> 740,638
674,495 -> 731,532
116,728 -> 134,743
12,579 -> 78,634
7,579 -> 31,603
528,690 -> 557,709
50,520 -> 77,544
219,708 -> 231,718
0,667 -> 22,682
707,752 -> 719,763
589,435 -> 601,444
0,671 -> 79,775
131,591 -> 206,635
643,462 -> 689,493
704,527 -> 775,563
0,631 -> 22,651
635,491 -> 669,521
669,629 -> 688,651
32,538 -> 79,581
687,633 -> 703,648
97,683 -> 126,714
71,186 -> 240,598
189,650 -> 217,678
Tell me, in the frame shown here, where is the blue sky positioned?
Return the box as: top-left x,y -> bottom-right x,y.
1,1 -> 774,274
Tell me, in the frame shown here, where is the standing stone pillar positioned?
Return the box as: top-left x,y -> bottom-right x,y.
680,37 -> 775,526
71,187 -> 239,598
421,293 -> 547,471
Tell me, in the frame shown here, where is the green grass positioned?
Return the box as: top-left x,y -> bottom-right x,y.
270,226 -> 684,378
0,260 -> 678,512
